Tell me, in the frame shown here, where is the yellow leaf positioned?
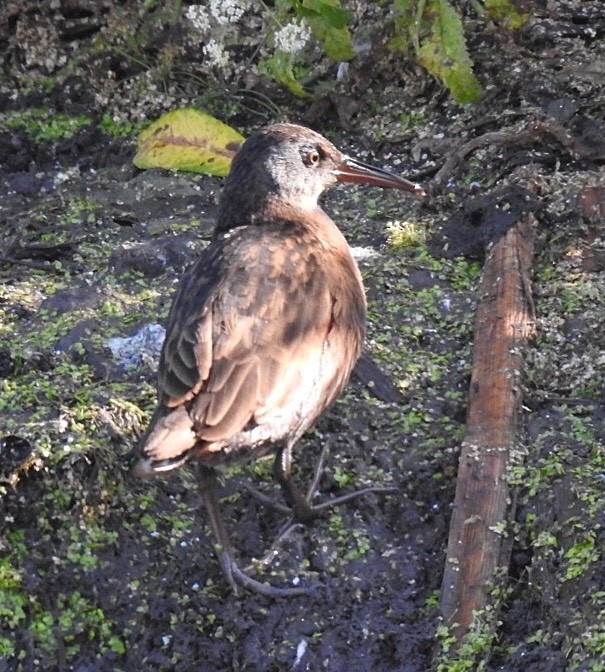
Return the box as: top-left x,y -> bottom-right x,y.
418,0 -> 482,104
133,108 -> 244,177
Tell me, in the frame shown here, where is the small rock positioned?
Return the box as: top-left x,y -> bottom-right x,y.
10,171 -> 45,196
53,318 -> 97,354
40,286 -> 104,313
0,435 -> 34,475
106,323 -> 165,370
0,348 -> 15,378
109,234 -> 198,277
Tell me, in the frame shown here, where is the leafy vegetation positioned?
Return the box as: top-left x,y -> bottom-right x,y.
256,0 -> 528,103
179,0 -> 528,104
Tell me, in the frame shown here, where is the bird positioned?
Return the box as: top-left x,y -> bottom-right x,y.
133,123 -> 425,596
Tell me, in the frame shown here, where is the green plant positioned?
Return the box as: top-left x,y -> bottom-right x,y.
259,0 -> 354,97
0,559 -> 27,631
402,0 -> 483,103
333,465 -> 354,487
563,532 -> 598,581
436,617 -> 497,671
387,220 -> 426,251
99,113 -> 140,137
328,512 -> 371,560
390,0 -> 527,103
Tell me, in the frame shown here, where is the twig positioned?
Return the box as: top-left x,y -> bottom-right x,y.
433,128 -> 538,187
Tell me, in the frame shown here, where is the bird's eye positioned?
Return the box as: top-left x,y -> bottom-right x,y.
307,149 -> 321,166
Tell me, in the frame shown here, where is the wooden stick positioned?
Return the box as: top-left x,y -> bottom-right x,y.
440,213 -> 536,641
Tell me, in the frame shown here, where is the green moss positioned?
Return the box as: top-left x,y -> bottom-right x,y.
509,454 -> 566,498
29,609 -> 57,653
564,532 -> 598,581
99,113 -> 140,137
0,557 -> 126,660
397,110 -> 425,131
66,528 -> 114,569
333,465 -> 354,488
3,108 -> 91,142
0,559 -> 28,640
246,456 -> 275,480
328,511 -> 371,561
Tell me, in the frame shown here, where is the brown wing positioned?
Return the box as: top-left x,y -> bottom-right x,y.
136,221 -> 364,475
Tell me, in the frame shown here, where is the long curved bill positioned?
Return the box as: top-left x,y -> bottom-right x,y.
335,156 -> 426,196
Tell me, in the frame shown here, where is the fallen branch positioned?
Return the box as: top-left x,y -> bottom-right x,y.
0,255 -> 64,274
433,117 -> 605,188
439,212 -> 536,642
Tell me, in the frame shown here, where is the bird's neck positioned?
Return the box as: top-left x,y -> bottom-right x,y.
215,194 -> 263,233
215,193 -> 321,234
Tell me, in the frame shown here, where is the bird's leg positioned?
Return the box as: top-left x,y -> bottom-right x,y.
240,442 -> 314,518
303,441 -> 398,513
272,440 -> 398,523
273,441 -> 320,523
197,466 -> 238,591
196,464 -> 311,597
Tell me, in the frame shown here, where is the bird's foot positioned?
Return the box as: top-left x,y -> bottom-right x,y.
282,441 -> 398,523
199,466 -> 318,598
216,546 -> 319,598
245,438 -> 398,523
241,482 -> 292,514
243,480 -> 397,523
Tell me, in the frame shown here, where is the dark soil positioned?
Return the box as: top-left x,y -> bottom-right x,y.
1,2 -> 604,671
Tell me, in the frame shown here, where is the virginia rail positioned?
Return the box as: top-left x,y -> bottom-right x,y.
134,123 -> 425,596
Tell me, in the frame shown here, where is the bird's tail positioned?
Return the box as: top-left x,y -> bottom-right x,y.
132,405 -> 196,478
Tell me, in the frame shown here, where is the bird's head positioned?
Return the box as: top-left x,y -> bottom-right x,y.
217,123 -> 425,231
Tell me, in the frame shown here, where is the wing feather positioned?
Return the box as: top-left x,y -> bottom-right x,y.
138,218 -> 365,472
202,361 -> 255,426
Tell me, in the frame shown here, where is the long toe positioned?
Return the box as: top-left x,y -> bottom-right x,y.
240,482 -> 292,514
229,560 -> 320,598
305,484 -> 399,514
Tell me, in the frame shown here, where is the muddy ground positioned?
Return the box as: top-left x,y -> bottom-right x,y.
1,1 -> 604,670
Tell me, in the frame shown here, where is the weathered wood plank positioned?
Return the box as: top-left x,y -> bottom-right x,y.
440,213 -> 536,641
